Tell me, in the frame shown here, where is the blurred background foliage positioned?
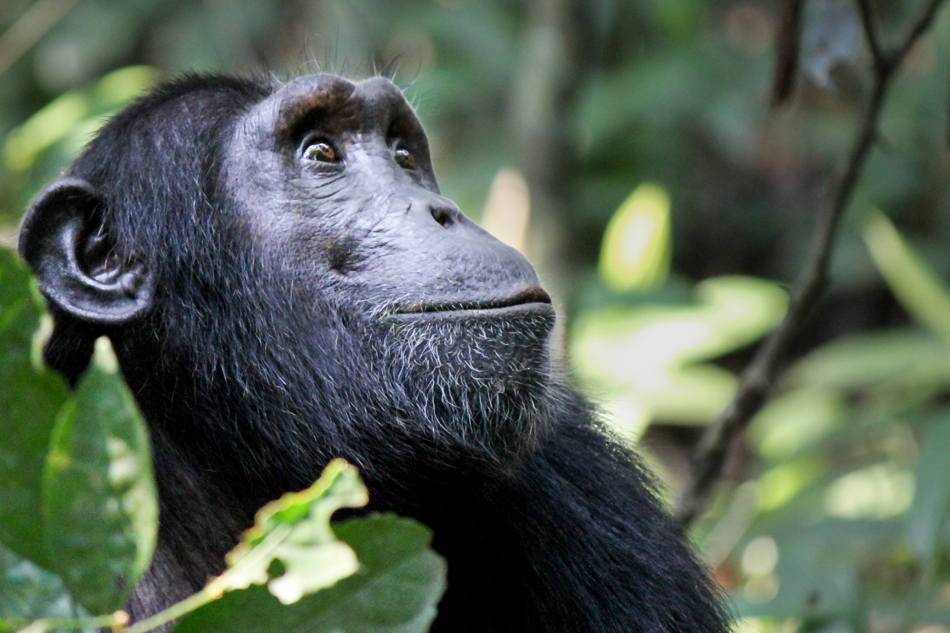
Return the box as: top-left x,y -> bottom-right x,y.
3,0 -> 950,631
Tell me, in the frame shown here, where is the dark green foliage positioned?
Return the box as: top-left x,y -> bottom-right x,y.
174,515 -> 445,633
4,1 -> 950,631
0,249 -> 68,570
42,350 -> 158,614
0,243 -> 444,631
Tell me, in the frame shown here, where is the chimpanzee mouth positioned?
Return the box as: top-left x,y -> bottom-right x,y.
391,287 -> 553,317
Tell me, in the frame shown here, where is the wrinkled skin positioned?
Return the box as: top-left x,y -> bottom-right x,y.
19,74 -> 729,632
231,76 -> 547,311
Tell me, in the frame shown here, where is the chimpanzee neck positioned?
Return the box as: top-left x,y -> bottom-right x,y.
127,375 -> 574,619
130,381 -> 728,633
122,335 -> 565,510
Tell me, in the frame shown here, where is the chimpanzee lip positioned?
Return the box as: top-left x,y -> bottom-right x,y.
393,287 -> 552,315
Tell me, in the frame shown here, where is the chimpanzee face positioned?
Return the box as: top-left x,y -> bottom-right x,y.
225,75 -> 553,323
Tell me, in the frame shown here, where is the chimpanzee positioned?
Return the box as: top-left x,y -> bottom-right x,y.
19,74 -> 729,632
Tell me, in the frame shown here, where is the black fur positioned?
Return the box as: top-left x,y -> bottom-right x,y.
20,74 -> 730,632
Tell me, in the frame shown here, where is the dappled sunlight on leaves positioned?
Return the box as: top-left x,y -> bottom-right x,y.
864,209 -> 950,345
748,389 -> 846,462
572,275 -> 787,433
824,464 -> 914,520
4,66 -> 156,174
221,459 -> 368,604
599,182 -> 672,292
757,457 -> 824,513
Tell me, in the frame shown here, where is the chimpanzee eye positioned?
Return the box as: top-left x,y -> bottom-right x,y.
394,147 -> 416,170
303,141 -> 338,163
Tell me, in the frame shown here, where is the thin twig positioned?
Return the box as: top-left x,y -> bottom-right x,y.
676,0 -> 947,526
771,0 -> 806,107
854,0 -> 885,73
892,0 -> 945,65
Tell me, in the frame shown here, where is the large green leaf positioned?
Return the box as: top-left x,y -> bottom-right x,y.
126,460 -> 372,633
0,541 -> 87,628
221,459 -> 369,603
42,338 -> 157,615
173,514 -> 446,633
0,249 -> 68,569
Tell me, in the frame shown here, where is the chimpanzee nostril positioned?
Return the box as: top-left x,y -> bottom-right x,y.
431,205 -> 456,228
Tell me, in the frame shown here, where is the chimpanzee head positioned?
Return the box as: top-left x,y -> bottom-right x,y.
19,74 -> 558,472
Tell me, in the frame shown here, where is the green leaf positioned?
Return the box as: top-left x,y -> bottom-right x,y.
42,338 -> 157,615
599,182 -> 672,292
824,463 -> 914,520
733,519 -> 886,619
748,388 -> 846,461
4,66 -> 157,174
864,209 -> 950,345
0,250 -> 69,569
0,541 -> 86,626
786,329 -> 950,392
173,514 -> 446,633
571,275 -> 787,428
222,459 -> 369,604
905,409 -> 950,561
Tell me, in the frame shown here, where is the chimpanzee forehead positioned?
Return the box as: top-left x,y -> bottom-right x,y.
257,74 -> 419,146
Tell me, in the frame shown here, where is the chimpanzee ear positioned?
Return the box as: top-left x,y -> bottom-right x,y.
19,177 -> 153,324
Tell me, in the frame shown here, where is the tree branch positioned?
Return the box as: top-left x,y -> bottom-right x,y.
675,0 -> 947,526
854,0 -> 885,73
770,0 -> 806,107
892,0 -> 945,66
